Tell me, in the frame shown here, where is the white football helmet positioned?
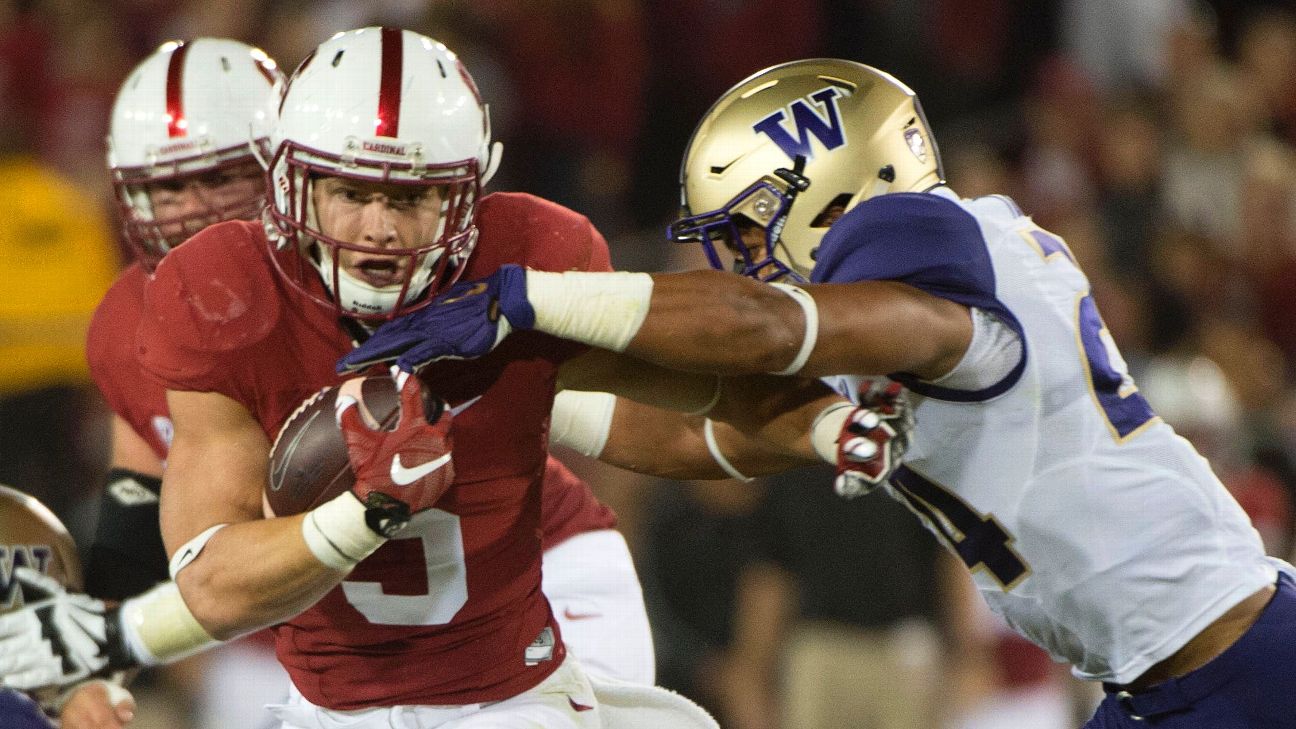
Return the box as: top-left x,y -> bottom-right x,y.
107,38 -> 284,269
0,484 -> 82,608
266,27 -> 502,321
668,59 -> 944,281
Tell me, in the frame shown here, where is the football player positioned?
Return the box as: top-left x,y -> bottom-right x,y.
0,33 -> 669,728
346,59 -> 1296,728
0,38 -> 286,729
0,484 -> 129,728
113,28 -> 875,729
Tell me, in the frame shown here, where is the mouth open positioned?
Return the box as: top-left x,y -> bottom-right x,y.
351,257 -> 405,288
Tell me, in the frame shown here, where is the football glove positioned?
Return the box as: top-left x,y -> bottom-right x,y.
335,371 -> 456,537
338,264 -> 534,374
0,568 -> 135,691
833,381 -> 914,498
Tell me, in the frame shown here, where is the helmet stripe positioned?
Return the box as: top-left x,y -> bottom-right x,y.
376,27 -> 403,138
165,41 -> 191,138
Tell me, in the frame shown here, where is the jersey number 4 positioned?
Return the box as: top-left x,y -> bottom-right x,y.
888,227 -> 1157,591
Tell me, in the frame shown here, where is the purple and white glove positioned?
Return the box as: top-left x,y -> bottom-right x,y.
338,264 -> 534,374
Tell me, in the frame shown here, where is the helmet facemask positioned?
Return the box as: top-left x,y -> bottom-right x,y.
266,138 -> 481,321
113,143 -> 269,270
668,159 -> 814,282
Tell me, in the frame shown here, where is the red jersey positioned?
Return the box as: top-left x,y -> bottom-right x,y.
87,264 -> 172,461
541,458 -> 615,548
136,193 -> 613,709
84,265 -> 614,546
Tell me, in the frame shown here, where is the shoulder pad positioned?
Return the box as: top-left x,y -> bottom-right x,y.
144,221 -> 282,354
810,192 -> 1003,305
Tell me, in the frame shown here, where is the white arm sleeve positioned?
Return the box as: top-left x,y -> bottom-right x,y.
925,307 -> 1022,391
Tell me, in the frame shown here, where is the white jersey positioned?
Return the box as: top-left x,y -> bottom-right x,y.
812,186 -> 1278,683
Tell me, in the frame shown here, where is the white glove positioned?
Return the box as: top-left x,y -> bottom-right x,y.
0,567 -> 133,691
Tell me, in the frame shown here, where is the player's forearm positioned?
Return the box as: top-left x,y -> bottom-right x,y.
552,390 -> 821,481
528,269 -> 806,374
172,515 -> 349,640
525,270 -> 969,381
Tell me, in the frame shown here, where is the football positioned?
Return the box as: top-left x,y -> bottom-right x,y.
265,377 -> 400,516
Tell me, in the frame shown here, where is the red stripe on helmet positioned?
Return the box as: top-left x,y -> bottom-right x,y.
165,42 -> 191,138
375,27 -> 403,138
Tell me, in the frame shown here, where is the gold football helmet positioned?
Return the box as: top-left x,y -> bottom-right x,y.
668,59 -> 944,281
0,484 -> 82,611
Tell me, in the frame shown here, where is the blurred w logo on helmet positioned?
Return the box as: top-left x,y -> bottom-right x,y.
0,546 -> 53,609
752,87 -> 848,161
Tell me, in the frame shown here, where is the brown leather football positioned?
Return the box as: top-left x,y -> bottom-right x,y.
265,377 -> 399,516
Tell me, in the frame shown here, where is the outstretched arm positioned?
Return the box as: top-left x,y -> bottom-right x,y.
551,388 -> 821,482
552,353 -> 912,497
340,266 -> 971,382
626,270 -> 970,380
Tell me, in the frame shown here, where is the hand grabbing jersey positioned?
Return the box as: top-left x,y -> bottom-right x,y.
338,265 -> 534,374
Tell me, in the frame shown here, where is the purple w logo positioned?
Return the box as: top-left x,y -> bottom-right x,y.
752,87 -> 847,161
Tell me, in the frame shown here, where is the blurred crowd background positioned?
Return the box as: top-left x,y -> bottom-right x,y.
2,0 -> 1295,728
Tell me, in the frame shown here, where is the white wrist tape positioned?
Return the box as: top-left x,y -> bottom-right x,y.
118,581 -> 219,666
526,270 -> 654,352
551,390 -> 617,457
302,492 -> 387,570
168,523 -> 228,579
704,418 -> 753,482
810,401 -> 855,463
769,283 -> 819,375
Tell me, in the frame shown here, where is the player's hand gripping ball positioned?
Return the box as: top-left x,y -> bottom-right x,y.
267,373 -> 454,536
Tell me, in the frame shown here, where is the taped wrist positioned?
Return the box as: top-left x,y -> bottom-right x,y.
768,283 -> 819,375
526,270 -> 654,352
302,492 -> 388,570
116,581 -> 219,666
810,402 -> 855,463
550,391 -> 616,458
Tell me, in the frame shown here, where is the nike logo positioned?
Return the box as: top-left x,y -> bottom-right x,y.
390,452 -> 452,485
440,282 -> 489,305
270,410 -> 320,491
449,395 -> 482,417
568,697 -> 595,713
562,608 -> 602,621
709,154 -> 745,176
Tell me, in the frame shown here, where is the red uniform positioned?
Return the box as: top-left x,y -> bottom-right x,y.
87,263 -> 172,460
85,264 -> 614,548
135,193 -> 615,709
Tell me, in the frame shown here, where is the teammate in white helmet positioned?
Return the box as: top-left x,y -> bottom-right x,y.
347,58 -> 1296,729
0,38 -> 285,729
